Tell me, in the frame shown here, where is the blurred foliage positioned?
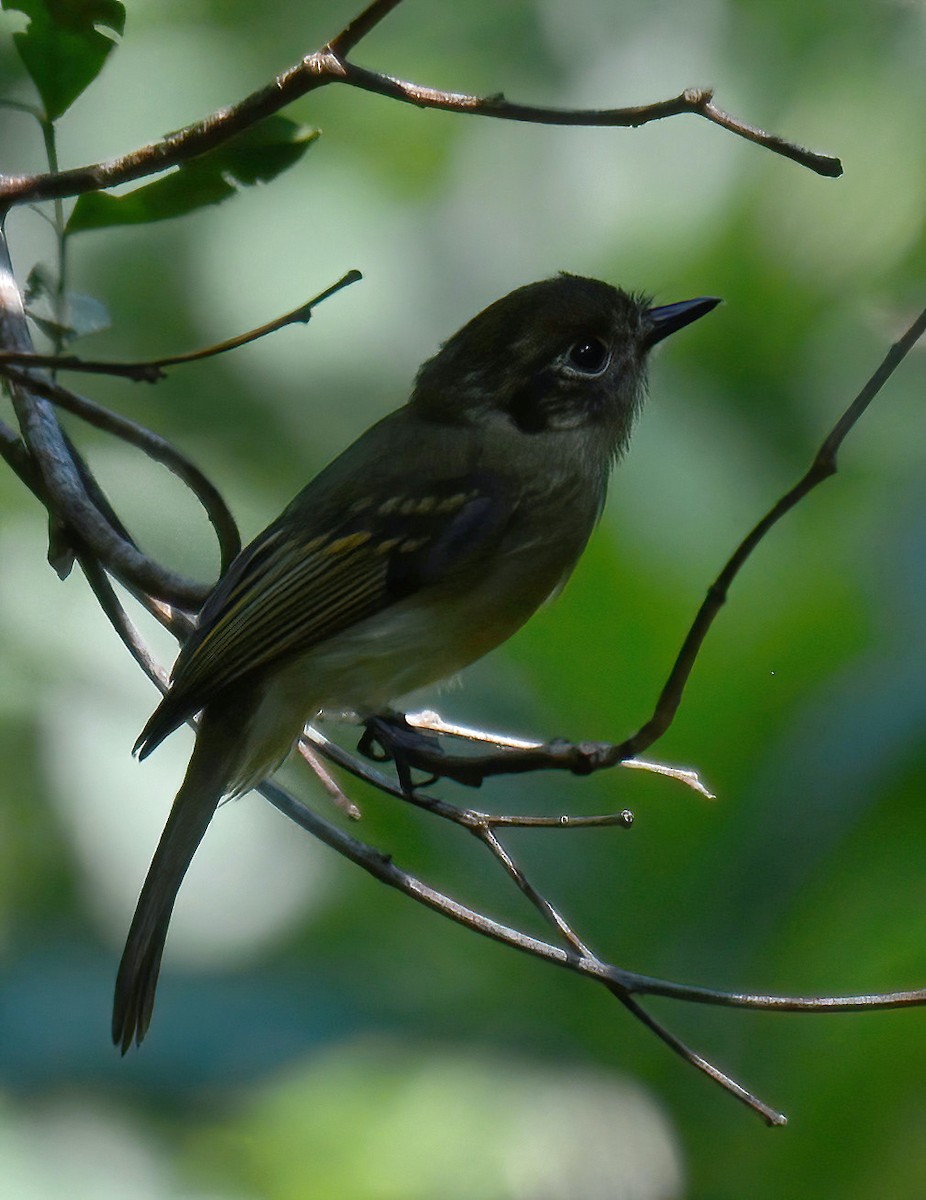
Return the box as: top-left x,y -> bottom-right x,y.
1,0 -> 925,1197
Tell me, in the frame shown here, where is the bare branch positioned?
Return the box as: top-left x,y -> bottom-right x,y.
301,723 -> 635,831
0,7 -> 840,210
296,738 -> 363,821
475,823 -> 593,957
0,415 -> 43,497
257,775 -> 602,972
615,991 -> 788,1127
256,767 -> 926,1124
616,304 -> 926,760
337,68 -> 840,177
0,269 -> 363,383
486,809 -> 635,830
254,772 -> 783,1116
622,757 -> 715,799
407,709 -> 714,798
629,974 -> 926,1014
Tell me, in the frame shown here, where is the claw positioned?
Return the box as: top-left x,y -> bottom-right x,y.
359,713 -> 445,795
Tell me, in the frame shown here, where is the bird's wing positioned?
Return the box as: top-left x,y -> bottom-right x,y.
136,471 -> 509,757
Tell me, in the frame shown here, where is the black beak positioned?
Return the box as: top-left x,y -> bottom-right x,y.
644,297 -> 721,348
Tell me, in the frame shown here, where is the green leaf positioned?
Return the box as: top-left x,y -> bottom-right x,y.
2,0 -> 126,120
23,262 -> 111,344
66,118 -> 320,234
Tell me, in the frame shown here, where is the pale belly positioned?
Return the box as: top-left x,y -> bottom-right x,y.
226,549 -> 570,794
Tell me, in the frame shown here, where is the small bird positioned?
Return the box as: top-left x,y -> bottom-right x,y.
112,274 -> 719,1051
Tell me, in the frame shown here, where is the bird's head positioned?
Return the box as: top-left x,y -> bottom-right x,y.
411,274 -> 719,455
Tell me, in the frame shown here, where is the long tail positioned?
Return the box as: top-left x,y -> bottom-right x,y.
112,706 -> 236,1054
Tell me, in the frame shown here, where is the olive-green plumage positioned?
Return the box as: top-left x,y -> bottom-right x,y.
113,275 -> 718,1051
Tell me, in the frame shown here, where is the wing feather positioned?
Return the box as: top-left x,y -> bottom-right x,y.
136,472 -> 509,757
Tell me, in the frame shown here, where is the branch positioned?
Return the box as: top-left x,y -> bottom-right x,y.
0,1 -> 840,210
78,554 -> 170,687
0,269 -> 363,382
289,717 -> 925,1124
457,817 -> 783,1120
326,0 -> 405,58
405,708 -> 715,799
337,69 -> 840,177
257,767 -> 926,1126
615,991 -> 787,1127
303,723 -> 636,831
616,305 -> 926,760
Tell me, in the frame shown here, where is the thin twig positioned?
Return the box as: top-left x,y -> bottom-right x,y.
303,724 -> 635,831
474,823 -> 592,957
487,810 -> 635,830
262,765 -> 786,1123
296,739 -> 363,820
614,990 -> 788,1127
0,270 -> 363,382
0,2 -> 840,210
615,304 -> 926,760
326,0 -> 405,58
255,770 -> 925,1125
627,974 -> 926,1013
337,68 -> 840,177
407,708 -> 714,798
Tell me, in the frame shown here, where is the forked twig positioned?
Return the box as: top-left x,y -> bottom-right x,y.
255,763 -> 926,1126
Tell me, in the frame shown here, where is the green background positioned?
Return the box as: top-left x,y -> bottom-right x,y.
1,1 -> 925,1196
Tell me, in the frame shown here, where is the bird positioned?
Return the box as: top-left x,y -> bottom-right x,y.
112,273 -> 719,1051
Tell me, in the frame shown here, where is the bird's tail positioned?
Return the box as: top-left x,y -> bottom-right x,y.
112,706 -> 235,1054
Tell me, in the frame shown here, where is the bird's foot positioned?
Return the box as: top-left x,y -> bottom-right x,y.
358,713 -> 444,795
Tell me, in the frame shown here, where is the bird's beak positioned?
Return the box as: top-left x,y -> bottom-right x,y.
644,297 -> 721,347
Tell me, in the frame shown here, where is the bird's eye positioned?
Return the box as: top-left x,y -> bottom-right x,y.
565,338 -> 609,374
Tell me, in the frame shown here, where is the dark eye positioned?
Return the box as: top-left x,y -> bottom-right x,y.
566,338 -> 609,374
